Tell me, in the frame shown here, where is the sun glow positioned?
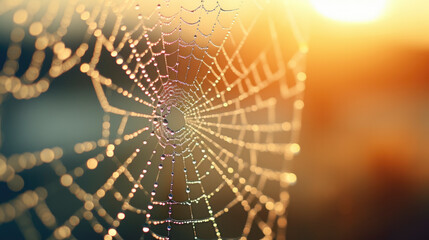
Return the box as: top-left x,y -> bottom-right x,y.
309,0 -> 388,23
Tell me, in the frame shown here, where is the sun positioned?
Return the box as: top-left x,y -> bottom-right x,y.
309,0 -> 388,23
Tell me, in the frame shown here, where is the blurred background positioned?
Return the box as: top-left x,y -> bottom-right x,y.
287,0 -> 429,239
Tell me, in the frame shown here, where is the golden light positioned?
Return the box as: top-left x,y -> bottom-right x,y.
309,0 -> 388,23
86,158 -> 98,170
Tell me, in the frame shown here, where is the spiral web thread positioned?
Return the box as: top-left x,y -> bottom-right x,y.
0,0 -> 307,239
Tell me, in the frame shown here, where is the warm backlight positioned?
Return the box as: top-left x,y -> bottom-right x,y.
309,0 -> 388,23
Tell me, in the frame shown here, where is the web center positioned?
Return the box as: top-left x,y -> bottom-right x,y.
165,106 -> 186,132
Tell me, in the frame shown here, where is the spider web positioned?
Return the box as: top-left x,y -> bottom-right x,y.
0,0 -> 307,239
